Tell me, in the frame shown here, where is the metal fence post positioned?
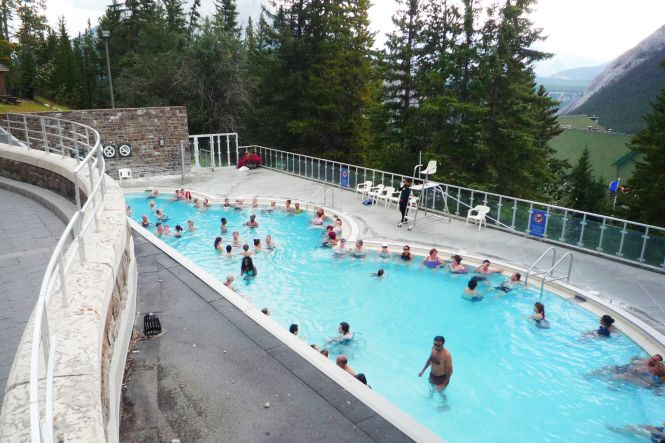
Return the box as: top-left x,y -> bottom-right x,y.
511,200 -> 517,229
41,117 -> 48,152
226,136 -> 231,166
560,210 -> 568,241
87,161 -> 99,232
22,114 -> 29,149
639,227 -> 649,263
193,137 -> 200,169
616,222 -> 627,257
597,219 -> 606,252
57,120 -> 64,158
577,213 -> 587,246
496,196 -> 502,225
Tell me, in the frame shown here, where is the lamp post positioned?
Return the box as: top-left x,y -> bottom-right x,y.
101,30 -> 115,109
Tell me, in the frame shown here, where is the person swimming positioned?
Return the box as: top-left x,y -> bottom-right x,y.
220,217 -> 228,234
370,269 -> 385,278
141,215 -> 151,228
328,321 -> 354,343
530,302 -> 550,329
147,188 -> 159,198
174,224 -> 183,238
253,238 -> 263,252
423,248 -> 445,269
351,239 -> 366,257
462,277 -> 484,301
332,217 -> 343,235
155,209 -> 168,221
312,208 -> 325,225
322,226 -> 337,247
379,243 -> 391,258
474,259 -> 501,274
232,231 -> 241,246
245,214 -> 259,228
265,234 -> 275,250
334,238 -> 349,256
224,244 -> 233,257
261,201 -> 277,213
187,219 -> 196,231
223,197 -> 231,208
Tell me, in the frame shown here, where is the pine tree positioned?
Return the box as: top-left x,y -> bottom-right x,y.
567,148 -> 605,212
164,0 -> 187,33
52,17 -> 79,104
188,0 -> 201,36
214,0 -> 240,36
627,61 -> 665,226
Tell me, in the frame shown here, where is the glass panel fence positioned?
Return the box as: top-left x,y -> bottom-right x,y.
644,231 -> 665,268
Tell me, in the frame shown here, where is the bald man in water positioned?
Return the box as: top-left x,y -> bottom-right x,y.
336,354 -> 356,376
418,335 -> 453,391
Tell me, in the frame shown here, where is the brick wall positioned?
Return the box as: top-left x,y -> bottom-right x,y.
35,107 -> 190,179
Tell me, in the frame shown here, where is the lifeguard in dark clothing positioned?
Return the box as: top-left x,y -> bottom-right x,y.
398,178 -> 411,225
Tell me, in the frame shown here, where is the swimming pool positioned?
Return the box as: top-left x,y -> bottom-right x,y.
127,193 -> 665,443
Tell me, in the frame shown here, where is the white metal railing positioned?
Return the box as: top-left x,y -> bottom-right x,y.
189,133 -> 238,170
537,252 -> 574,297
188,134 -> 665,272
0,113 -> 106,443
524,247 -> 558,286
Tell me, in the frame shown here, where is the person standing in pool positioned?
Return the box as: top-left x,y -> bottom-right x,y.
419,336 -> 453,391
530,302 -> 550,328
398,178 -> 412,225
462,277 -> 484,301
240,256 -> 257,278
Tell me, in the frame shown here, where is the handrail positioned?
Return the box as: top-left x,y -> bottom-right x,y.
538,252 -> 574,297
305,187 -> 335,211
1,112 -> 105,443
524,247 -> 558,286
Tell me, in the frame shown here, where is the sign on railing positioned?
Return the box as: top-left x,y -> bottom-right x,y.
1,113 -> 106,443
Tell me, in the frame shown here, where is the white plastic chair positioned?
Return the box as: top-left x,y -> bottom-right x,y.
466,205 -> 490,231
420,160 -> 437,176
367,184 -> 385,204
378,186 -> 395,207
356,180 -> 373,198
118,168 -> 132,185
387,188 -> 401,208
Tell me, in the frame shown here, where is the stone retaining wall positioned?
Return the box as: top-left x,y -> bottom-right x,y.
33,106 -> 190,180
0,142 -> 137,443
0,157 -> 83,205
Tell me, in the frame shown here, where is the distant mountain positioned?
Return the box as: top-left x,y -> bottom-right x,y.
562,24 -> 665,133
537,64 -> 607,93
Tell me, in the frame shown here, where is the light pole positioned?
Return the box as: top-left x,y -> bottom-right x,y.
101,30 -> 115,108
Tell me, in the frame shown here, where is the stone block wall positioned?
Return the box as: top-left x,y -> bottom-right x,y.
34,107 -> 190,180
0,157 -> 83,205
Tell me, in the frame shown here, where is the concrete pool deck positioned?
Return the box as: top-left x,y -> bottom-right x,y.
127,166 -> 665,335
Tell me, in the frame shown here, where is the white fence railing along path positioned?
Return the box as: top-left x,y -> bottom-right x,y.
189,134 -> 665,272
0,113 -> 107,443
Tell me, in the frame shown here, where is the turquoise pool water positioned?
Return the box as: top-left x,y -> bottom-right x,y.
127,194 -> 665,443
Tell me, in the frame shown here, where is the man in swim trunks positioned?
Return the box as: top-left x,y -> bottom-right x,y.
419,335 -> 453,391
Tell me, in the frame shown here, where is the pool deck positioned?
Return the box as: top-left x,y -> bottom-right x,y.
0,186 -> 66,411
121,233 -> 414,442
129,166 -> 665,335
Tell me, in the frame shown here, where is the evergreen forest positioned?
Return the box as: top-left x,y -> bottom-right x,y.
0,0 -> 663,226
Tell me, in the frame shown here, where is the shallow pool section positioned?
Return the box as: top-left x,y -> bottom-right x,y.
127,194 -> 665,443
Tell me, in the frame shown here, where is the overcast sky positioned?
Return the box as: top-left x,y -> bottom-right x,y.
45,0 -> 665,76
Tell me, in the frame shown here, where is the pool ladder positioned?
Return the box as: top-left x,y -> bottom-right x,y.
524,247 -> 574,297
306,187 -> 335,211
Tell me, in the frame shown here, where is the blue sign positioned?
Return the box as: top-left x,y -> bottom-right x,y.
529,209 -> 547,238
340,166 -> 349,188
608,179 -> 620,193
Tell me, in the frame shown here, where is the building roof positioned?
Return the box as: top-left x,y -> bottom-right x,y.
0,63 -> 8,72
611,151 -> 639,167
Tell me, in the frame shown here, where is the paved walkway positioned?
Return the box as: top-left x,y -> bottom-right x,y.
120,233 -> 412,442
0,188 -> 66,409
132,167 -> 665,334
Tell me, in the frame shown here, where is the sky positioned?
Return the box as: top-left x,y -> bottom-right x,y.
45,0 -> 665,76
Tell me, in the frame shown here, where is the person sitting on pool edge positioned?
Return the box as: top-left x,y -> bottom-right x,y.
462,277 -> 484,301
496,272 -> 521,293
245,214 -> 259,228
423,248 -> 445,269
240,256 -> 257,278
336,354 -> 356,376
530,302 -> 550,329
449,254 -> 467,273
474,259 -> 501,274
418,335 -> 453,391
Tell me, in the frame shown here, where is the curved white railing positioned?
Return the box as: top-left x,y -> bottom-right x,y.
0,113 -> 106,443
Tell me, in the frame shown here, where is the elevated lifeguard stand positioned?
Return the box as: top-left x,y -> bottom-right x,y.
402,160 -> 451,231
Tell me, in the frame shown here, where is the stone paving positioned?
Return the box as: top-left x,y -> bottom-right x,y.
130,166 -> 665,334
0,188 -> 65,409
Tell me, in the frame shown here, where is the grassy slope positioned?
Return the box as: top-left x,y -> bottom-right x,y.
549,115 -> 632,181
0,97 -> 70,113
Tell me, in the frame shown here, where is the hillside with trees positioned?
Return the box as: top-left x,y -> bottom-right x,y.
563,24 -> 665,134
